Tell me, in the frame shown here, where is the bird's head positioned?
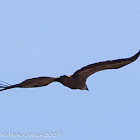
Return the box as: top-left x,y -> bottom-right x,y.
60,75 -> 68,78
58,75 -> 70,82
81,84 -> 89,91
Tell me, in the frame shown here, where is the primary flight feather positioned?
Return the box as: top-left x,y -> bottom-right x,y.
0,50 -> 140,92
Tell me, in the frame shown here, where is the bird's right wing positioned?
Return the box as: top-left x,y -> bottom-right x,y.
0,76 -> 58,91
73,50 -> 140,81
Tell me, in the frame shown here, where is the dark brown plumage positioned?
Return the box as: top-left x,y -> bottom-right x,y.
0,50 -> 140,92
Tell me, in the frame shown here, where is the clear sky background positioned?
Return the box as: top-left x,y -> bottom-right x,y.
0,0 -> 140,140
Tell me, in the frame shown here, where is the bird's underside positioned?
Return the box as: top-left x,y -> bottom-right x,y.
0,50 -> 140,92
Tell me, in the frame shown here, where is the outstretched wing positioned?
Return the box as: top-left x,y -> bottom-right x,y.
0,76 -> 58,91
73,50 -> 140,81
18,76 -> 58,88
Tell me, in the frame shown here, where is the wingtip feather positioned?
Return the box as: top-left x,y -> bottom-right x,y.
0,85 -> 18,92
130,50 -> 140,61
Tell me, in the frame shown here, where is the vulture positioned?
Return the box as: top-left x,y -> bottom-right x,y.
0,50 -> 140,92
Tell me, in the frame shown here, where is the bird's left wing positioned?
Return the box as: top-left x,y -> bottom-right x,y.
0,76 -> 58,91
73,50 -> 140,81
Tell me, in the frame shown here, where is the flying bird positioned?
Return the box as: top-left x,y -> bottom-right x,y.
0,50 -> 140,92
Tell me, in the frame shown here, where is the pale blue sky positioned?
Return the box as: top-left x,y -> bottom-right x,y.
0,0 -> 140,140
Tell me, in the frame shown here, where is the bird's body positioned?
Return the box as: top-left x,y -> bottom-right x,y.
55,75 -> 87,90
0,50 -> 140,92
